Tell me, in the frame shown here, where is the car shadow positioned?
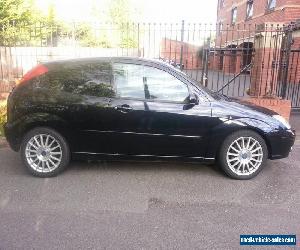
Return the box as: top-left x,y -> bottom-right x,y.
66,158 -> 225,178
0,145 -> 226,178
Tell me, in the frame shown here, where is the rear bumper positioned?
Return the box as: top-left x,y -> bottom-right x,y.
4,122 -> 20,151
268,129 -> 296,159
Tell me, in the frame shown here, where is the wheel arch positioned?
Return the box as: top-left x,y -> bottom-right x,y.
11,112 -> 71,151
205,117 -> 273,159
243,127 -> 271,158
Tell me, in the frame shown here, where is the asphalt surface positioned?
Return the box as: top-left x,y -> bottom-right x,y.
0,115 -> 300,249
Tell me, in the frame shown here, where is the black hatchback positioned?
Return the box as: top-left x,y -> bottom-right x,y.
4,57 -> 295,179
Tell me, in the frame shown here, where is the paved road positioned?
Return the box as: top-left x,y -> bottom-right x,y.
0,117 -> 300,249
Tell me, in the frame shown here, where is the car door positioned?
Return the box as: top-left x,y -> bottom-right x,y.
49,60 -> 117,154
108,62 -> 213,157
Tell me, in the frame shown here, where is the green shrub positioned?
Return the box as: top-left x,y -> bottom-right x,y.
0,101 -> 7,137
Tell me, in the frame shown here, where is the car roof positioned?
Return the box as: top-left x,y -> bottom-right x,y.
42,56 -> 169,67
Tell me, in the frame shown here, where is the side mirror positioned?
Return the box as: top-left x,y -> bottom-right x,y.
189,93 -> 199,105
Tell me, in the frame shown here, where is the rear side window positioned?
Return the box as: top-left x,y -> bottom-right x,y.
46,61 -> 115,98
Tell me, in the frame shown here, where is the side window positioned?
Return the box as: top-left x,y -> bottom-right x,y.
47,62 -> 115,98
143,66 -> 189,102
113,63 -> 145,99
80,62 -> 115,98
113,63 -> 189,103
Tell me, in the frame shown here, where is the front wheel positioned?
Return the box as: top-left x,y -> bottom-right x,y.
218,130 -> 268,180
21,127 -> 70,177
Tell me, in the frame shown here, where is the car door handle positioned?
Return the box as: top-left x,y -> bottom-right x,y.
114,104 -> 133,113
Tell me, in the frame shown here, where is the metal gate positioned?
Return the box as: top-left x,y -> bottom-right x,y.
284,48 -> 300,109
277,25 -> 300,109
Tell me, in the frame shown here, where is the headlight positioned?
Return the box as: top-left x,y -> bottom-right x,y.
272,115 -> 291,129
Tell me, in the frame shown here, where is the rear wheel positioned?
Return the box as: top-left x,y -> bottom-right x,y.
218,130 -> 268,180
21,127 -> 70,177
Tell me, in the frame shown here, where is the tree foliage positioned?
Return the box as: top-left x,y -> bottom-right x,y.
0,0 -> 63,46
108,0 -> 138,48
0,0 -> 138,48
73,23 -> 111,48
0,100 -> 6,136
0,0 -> 35,25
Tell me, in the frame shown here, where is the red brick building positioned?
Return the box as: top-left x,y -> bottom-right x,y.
217,0 -> 300,30
213,0 -> 300,117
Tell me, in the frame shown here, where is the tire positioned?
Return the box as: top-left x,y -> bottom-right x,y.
218,130 -> 268,180
20,127 -> 70,177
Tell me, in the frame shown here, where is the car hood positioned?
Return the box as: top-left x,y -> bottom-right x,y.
211,96 -> 278,121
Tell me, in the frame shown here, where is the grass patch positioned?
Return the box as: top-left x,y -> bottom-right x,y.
0,100 -> 7,137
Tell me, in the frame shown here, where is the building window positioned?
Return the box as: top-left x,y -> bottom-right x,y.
231,7 -> 237,24
267,0 -> 276,10
218,22 -> 223,34
219,0 -> 225,8
246,0 -> 253,19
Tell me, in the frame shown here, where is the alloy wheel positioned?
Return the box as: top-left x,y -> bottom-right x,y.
226,136 -> 263,176
25,134 -> 63,173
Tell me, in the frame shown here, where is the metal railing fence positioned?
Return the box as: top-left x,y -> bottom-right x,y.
0,21 -> 299,107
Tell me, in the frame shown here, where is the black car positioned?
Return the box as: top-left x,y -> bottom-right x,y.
4,57 -> 295,179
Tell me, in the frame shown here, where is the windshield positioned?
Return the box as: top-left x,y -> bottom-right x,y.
173,68 -> 223,100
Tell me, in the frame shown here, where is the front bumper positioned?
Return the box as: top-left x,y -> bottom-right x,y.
268,129 -> 296,159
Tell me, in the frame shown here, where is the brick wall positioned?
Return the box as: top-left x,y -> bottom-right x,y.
223,51 -> 237,74
243,97 -> 292,120
235,52 -> 242,73
208,52 -> 224,70
160,39 -> 202,69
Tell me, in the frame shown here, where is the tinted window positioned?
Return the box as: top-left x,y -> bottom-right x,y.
46,61 -> 115,98
113,63 -> 189,103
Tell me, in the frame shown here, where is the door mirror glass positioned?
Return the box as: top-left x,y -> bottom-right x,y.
188,93 -> 199,105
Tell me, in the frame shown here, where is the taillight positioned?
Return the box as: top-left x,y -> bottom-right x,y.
18,64 -> 48,85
